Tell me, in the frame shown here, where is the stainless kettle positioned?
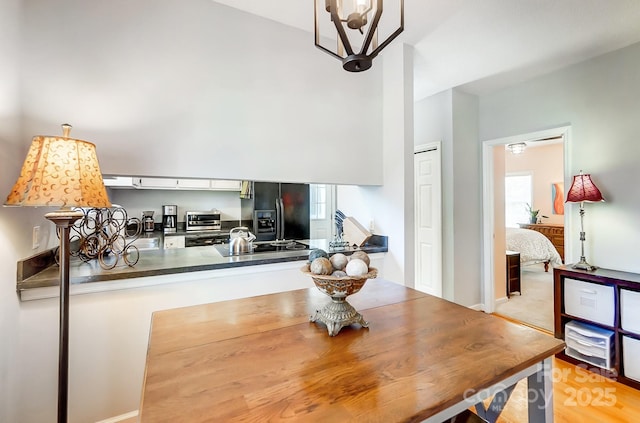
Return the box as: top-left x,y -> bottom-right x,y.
229,227 -> 256,254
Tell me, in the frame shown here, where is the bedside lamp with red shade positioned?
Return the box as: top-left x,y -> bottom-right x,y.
565,171 -> 604,271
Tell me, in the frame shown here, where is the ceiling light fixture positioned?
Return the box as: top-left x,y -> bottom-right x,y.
314,0 -> 404,72
507,142 -> 527,154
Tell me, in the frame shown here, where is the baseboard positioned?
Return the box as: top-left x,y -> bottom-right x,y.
495,296 -> 508,305
468,303 -> 484,311
95,410 -> 138,423
492,312 -> 554,335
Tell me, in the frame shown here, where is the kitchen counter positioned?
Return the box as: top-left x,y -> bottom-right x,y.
16,236 -> 387,300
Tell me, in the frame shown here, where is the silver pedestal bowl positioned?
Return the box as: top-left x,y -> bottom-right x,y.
301,264 -> 378,336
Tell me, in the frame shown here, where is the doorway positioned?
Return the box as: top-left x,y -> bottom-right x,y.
481,126 -> 572,329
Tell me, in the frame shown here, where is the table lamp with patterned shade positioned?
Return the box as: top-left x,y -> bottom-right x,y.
4,124 -> 111,422
565,170 -> 604,271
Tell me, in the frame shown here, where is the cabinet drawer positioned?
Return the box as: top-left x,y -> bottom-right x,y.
623,336 -> 640,382
164,235 -> 185,249
564,278 -> 614,326
565,321 -> 614,369
566,337 -> 609,359
566,345 -> 614,370
621,289 -> 640,334
566,320 -> 613,348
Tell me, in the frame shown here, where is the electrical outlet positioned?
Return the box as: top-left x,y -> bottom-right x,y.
32,226 -> 40,249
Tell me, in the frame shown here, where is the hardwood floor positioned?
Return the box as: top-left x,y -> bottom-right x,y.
489,357 -> 640,422
488,320 -> 640,422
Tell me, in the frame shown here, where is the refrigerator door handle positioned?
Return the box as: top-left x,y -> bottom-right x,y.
279,197 -> 285,240
275,198 -> 285,240
275,199 -> 281,240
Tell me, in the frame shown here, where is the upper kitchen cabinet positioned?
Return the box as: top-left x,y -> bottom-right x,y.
102,176 -> 136,188
176,179 -> 212,190
103,176 -> 241,191
210,180 -> 242,190
135,177 -> 179,189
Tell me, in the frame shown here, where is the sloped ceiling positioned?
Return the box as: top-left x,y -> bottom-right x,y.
210,0 -> 640,100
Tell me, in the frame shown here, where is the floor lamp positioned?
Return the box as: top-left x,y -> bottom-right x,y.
4,124 -> 111,422
565,170 -> 604,271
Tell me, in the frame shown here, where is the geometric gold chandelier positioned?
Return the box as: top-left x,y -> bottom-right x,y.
314,0 -> 404,72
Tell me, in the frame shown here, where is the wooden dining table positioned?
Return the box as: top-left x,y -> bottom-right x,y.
139,279 -> 565,422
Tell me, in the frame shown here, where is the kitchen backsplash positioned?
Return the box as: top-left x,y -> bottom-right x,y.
108,188 -> 251,224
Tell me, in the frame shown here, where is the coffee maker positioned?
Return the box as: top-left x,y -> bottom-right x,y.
142,211 -> 155,232
162,205 -> 178,234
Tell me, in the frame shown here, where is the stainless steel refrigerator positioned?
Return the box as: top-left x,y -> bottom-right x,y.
253,182 -> 310,241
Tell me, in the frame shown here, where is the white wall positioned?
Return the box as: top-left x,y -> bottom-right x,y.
0,1 -> 32,422
479,42 -> 640,273
335,42 -> 414,287
413,89 -> 481,306
19,0 -> 383,186
414,90 -> 452,146
451,90 -> 481,306
1,1 -> 390,422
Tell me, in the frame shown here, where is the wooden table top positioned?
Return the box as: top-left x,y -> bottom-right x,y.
139,279 -> 565,422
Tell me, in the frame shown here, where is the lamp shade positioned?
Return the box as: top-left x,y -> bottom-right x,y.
565,173 -> 604,203
5,126 -> 111,208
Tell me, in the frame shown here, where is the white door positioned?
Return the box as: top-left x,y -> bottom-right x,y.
414,144 -> 442,296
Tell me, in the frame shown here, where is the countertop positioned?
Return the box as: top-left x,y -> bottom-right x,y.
17,235 -> 388,295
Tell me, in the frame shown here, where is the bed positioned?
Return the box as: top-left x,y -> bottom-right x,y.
506,227 -> 563,271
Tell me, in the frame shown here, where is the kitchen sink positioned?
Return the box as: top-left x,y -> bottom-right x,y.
126,236 -> 160,251
214,240 -> 309,257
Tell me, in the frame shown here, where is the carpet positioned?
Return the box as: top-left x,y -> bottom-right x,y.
495,263 -> 554,332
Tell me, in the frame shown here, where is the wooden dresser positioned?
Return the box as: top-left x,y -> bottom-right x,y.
518,223 -> 564,262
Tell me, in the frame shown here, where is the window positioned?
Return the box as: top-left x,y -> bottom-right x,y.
505,174 -> 532,228
310,184 -> 327,220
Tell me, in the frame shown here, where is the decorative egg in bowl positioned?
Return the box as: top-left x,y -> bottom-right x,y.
301,249 -> 378,336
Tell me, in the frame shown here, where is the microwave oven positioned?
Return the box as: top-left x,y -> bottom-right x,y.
185,210 -> 221,231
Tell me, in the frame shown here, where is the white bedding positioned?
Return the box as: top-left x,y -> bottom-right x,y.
506,228 -> 563,267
